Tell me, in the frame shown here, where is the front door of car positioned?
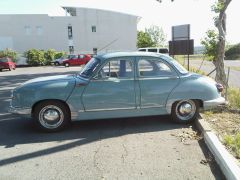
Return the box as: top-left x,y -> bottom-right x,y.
137,57 -> 180,109
82,57 -> 136,111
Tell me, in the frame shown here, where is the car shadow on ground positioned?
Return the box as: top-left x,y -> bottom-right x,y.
0,115 -> 223,179
0,116 -> 184,162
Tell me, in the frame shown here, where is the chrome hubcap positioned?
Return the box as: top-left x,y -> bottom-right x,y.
179,103 -> 192,115
43,109 -> 59,121
176,100 -> 196,121
39,105 -> 64,129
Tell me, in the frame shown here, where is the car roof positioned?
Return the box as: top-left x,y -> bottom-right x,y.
96,51 -> 171,62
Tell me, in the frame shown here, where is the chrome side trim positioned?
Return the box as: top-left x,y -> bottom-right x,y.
140,105 -> 164,109
203,97 -> 226,110
8,106 -> 31,115
85,107 -> 136,112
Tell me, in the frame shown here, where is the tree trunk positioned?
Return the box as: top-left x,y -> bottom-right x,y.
213,0 -> 231,86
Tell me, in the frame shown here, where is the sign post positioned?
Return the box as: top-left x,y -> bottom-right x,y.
169,24 -> 194,70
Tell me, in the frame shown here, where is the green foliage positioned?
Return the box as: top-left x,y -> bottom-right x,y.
25,49 -> 65,66
224,133 -> 240,158
25,49 -> 45,66
137,31 -> 154,48
211,1 -> 224,13
145,25 -> 167,47
54,51 -> 66,59
137,26 -> 167,48
227,87 -> 240,109
44,49 -> 57,65
225,43 -> 240,60
201,30 -> 218,61
0,49 -> 17,62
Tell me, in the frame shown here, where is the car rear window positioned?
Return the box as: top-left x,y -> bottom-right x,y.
148,49 -> 157,52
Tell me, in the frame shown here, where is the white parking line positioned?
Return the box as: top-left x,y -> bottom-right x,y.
0,86 -> 16,91
0,113 -> 11,116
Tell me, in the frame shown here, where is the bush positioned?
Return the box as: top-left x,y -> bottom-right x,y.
225,43 -> 240,60
54,51 -> 65,59
25,49 -> 66,66
44,49 -> 56,65
0,49 -> 17,62
25,49 -> 45,66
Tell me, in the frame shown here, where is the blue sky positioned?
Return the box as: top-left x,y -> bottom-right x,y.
0,0 -> 239,46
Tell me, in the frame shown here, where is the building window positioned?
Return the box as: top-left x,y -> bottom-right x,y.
24,26 -> 31,35
36,26 -> 43,36
91,26 -> 96,32
69,46 -> 74,54
93,48 -> 97,55
68,26 -> 73,39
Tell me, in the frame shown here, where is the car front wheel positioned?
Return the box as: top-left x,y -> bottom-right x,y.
54,62 -> 60,66
171,99 -> 199,123
33,101 -> 70,132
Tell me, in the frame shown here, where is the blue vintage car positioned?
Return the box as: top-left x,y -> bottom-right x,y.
9,52 -> 225,132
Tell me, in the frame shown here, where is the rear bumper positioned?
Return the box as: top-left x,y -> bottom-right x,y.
8,106 -> 31,117
203,97 -> 226,110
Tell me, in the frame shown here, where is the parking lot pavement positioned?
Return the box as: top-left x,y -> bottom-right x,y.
0,67 -> 224,179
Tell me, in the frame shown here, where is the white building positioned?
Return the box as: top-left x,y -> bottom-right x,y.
0,7 -> 139,54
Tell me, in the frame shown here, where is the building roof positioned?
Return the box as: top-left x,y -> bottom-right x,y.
62,6 -> 140,18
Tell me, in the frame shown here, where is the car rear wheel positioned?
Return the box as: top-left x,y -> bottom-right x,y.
171,99 -> 199,123
54,62 -> 60,66
33,101 -> 70,132
64,63 -> 70,67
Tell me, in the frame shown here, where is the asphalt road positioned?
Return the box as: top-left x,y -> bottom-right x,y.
189,60 -> 240,87
0,66 -> 224,180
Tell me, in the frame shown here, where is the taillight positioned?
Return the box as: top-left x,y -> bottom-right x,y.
216,83 -> 224,92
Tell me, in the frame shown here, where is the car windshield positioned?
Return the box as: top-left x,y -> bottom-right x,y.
79,58 -> 100,78
160,55 -> 188,74
0,58 -> 8,63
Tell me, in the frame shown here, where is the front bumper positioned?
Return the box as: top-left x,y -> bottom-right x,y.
203,97 -> 226,110
8,106 -> 31,117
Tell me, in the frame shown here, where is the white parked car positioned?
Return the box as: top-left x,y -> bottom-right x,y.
138,47 -> 169,55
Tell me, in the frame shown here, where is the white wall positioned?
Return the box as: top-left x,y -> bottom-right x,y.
0,7 -> 138,54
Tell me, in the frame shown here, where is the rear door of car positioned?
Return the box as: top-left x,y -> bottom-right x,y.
137,56 -> 180,109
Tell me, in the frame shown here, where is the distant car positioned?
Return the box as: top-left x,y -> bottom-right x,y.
0,57 -> 16,71
138,47 -> 169,54
63,54 -> 91,67
52,57 -> 65,66
52,55 -> 77,66
9,52 -> 225,132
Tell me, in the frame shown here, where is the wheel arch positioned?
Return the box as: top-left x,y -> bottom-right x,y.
31,99 -> 71,119
166,98 -> 203,114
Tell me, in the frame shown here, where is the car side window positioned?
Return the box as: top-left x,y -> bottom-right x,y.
97,59 -> 133,79
138,58 -> 176,77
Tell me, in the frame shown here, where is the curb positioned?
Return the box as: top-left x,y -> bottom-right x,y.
196,118 -> 240,180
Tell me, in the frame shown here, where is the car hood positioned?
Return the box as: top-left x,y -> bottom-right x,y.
21,74 -> 75,86
12,75 -> 78,107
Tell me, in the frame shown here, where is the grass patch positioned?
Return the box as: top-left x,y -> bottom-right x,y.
227,66 -> 240,71
227,87 -> 240,109
224,133 -> 240,159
